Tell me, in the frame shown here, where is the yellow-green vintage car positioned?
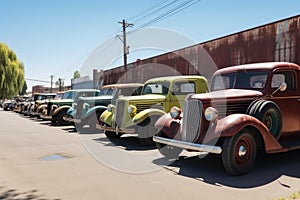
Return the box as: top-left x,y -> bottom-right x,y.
98,75 -> 208,145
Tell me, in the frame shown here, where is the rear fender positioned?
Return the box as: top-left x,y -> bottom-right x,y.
209,114 -> 285,153
133,108 -> 166,125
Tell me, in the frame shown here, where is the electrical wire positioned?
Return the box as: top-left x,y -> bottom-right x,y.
136,0 -> 201,29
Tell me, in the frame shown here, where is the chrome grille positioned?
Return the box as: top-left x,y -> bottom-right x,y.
47,102 -> 53,116
115,100 -> 126,127
181,99 -> 203,142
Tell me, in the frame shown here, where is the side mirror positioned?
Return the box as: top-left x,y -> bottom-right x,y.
272,82 -> 287,96
279,82 -> 287,92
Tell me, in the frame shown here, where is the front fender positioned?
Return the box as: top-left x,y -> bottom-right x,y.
100,110 -> 114,127
207,114 -> 284,153
37,104 -> 47,113
83,106 -> 107,120
133,108 -> 166,125
53,105 -> 71,118
154,113 -> 181,139
67,107 -> 75,118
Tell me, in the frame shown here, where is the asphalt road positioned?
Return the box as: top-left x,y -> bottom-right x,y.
0,109 -> 300,200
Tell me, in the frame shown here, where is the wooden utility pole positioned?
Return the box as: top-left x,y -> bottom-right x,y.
50,75 -> 54,93
118,19 -> 133,82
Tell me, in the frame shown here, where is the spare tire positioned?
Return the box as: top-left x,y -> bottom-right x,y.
247,100 -> 282,140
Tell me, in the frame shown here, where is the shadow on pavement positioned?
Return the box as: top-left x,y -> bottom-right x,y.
93,135 -> 156,151
153,149 -> 300,189
0,186 -> 60,200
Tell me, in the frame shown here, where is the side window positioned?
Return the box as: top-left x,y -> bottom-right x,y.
271,71 -> 295,90
172,82 -> 195,95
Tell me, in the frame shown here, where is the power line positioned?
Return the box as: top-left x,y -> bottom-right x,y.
137,0 -> 201,29
131,0 -> 178,24
25,78 -> 51,83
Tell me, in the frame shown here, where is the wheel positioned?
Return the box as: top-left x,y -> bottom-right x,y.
137,116 -> 160,146
57,110 -> 70,126
222,128 -> 257,175
155,131 -> 183,159
247,100 -> 282,139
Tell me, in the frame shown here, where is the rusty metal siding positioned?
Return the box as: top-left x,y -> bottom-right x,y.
97,15 -> 300,85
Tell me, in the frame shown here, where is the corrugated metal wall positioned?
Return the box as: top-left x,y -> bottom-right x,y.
95,15 -> 300,86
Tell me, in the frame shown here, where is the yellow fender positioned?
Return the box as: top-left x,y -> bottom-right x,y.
133,109 -> 166,125
100,110 -> 114,127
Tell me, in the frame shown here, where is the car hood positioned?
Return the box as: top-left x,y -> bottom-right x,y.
49,99 -> 74,104
79,95 -> 113,102
120,94 -> 166,102
191,89 -> 263,101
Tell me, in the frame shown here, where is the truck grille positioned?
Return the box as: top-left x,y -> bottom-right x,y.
76,100 -> 83,118
115,100 -> 126,127
181,99 -> 203,142
47,102 -> 53,116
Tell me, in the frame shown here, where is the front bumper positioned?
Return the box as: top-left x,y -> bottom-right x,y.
153,136 -> 222,154
96,124 -> 135,134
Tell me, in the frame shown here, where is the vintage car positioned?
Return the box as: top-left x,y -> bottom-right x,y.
153,62 -> 300,175
99,76 -> 208,145
22,93 -> 45,116
69,83 -> 143,131
40,89 -> 100,125
29,93 -> 57,117
33,92 -> 65,118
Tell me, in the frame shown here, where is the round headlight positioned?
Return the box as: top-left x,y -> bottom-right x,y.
107,104 -> 115,112
128,105 -> 137,115
170,106 -> 181,119
83,103 -> 90,111
204,107 -> 219,121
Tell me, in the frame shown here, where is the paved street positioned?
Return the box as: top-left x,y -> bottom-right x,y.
0,109 -> 300,200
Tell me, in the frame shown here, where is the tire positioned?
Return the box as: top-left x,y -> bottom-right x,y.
155,131 -> 182,159
137,116 -> 160,146
247,100 -> 282,139
222,128 -> 257,175
57,110 -> 70,126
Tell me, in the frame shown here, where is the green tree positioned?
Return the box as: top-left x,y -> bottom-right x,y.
20,81 -> 28,95
0,43 -> 25,98
73,70 -> 80,79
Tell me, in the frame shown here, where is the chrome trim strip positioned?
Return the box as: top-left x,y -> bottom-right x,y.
153,136 -> 222,154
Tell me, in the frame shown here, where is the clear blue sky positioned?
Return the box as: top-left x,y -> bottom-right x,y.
1,0 -> 299,91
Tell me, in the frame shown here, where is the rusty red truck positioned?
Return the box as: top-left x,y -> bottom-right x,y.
153,62 -> 300,175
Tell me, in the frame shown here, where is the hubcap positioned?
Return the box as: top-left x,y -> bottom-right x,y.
238,145 -> 247,157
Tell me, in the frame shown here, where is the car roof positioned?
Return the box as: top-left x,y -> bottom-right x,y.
145,75 -> 207,83
215,62 -> 300,75
101,83 -> 143,89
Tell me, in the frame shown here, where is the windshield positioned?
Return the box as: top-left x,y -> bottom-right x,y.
37,95 -> 46,100
99,88 -> 114,96
62,91 -> 77,99
211,71 -> 268,91
142,82 -> 170,95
